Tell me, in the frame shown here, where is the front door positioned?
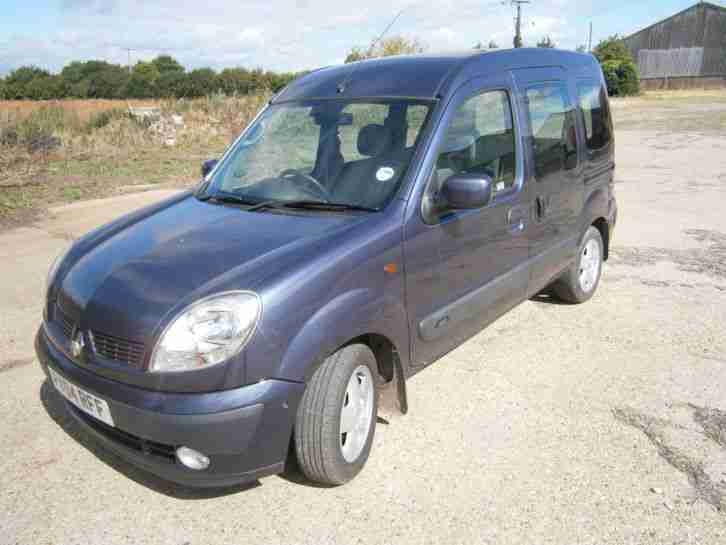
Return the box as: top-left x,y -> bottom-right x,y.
403,75 -> 530,367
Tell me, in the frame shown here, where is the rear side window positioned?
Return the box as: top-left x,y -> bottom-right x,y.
577,81 -> 612,151
432,90 -> 517,197
525,82 -> 578,176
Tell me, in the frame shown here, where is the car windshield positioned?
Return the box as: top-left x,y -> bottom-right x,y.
204,98 -> 433,211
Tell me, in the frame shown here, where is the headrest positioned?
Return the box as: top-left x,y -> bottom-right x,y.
357,124 -> 391,157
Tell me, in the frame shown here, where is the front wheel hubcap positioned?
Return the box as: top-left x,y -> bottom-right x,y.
339,365 -> 374,463
579,238 -> 601,293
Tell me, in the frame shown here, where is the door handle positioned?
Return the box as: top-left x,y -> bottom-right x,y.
536,196 -> 548,220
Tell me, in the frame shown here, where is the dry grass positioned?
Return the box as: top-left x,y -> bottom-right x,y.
610,89 -> 726,131
0,94 -> 270,227
0,99 -> 160,123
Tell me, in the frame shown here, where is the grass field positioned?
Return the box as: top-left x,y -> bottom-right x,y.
1,90 -> 725,228
0,94 -> 269,226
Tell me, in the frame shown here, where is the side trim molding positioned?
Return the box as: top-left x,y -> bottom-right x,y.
418,261 -> 529,342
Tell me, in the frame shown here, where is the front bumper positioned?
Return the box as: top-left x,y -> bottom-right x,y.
36,326 -> 305,487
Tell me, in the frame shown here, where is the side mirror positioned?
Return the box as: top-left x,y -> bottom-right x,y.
201,159 -> 219,178
439,173 -> 493,210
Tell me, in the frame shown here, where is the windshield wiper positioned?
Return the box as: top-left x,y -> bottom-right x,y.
269,200 -> 379,213
199,194 -> 378,213
197,193 -> 260,206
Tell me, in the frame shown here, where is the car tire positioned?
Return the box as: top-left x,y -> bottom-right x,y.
552,226 -> 604,304
294,344 -> 378,485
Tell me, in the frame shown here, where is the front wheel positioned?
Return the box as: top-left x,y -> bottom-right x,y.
294,344 -> 378,485
552,226 -> 604,304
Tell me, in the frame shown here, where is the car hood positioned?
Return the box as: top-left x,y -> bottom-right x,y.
56,195 -> 364,343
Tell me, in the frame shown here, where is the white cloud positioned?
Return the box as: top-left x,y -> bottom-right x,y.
1,0 -> 590,75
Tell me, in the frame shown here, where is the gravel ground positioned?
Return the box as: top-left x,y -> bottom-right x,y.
1,98 -> 725,545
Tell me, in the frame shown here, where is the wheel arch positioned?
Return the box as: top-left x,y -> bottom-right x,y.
582,186 -> 610,260
591,217 -> 610,260
277,289 -> 410,414
332,333 -> 409,415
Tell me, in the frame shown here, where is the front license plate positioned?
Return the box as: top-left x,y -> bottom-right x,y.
49,367 -> 115,427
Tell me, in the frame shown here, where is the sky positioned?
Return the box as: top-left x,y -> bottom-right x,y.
0,0 -> 718,76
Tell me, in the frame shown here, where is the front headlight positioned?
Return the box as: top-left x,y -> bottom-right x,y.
150,291 -> 261,373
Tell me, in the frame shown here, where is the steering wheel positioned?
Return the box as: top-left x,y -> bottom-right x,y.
279,169 -> 332,202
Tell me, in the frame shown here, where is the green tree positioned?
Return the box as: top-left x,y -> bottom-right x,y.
576,45 -> 588,53
124,61 -> 160,98
156,70 -> 186,98
264,70 -> 295,92
1,57 -> 300,100
60,60 -> 128,98
537,36 -> 556,49
90,63 -> 129,98
60,61 -> 86,87
593,35 -> 640,96
151,55 -> 184,75
217,67 -> 252,95
3,66 -> 51,98
593,35 -> 633,63
177,68 -> 217,97
344,36 -> 425,63
474,40 -> 499,50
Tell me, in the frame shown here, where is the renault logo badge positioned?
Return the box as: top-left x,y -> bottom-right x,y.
70,332 -> 84,358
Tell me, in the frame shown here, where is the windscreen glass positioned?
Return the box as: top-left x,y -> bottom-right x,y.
207,99 -> 433,210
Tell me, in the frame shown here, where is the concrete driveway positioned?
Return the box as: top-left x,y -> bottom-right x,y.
2,123 -> 726,544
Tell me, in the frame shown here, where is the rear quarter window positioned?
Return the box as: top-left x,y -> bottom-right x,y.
577,81 -> 613,152
525,82 -> 578,176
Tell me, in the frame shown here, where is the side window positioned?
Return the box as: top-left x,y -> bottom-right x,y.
577,81 -> 612,152
431,90 -> 517,197
525,82 -> 578,177
338,103 -> 389,163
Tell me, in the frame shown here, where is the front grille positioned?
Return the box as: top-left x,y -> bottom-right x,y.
69,404 -> 176,463
53,303 -> 146,369
91,330 -> 145,369
55,304 -> 75,338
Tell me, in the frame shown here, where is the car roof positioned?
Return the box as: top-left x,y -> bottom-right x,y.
273,48 -> 599,103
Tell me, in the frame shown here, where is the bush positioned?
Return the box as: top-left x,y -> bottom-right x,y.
16,106 -> 66,142
594,35 -> 640,97
602,59 -> 640,97
86,108 -> 127,131
0,126 -> 19,146
0,106 -> 81,152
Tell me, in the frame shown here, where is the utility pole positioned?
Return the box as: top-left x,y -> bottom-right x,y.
124,48 -> 135,74
511,0 -> 531,48
588,21 -> 593,52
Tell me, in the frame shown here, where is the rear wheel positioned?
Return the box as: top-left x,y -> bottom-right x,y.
294,344 -> 378,485
552,226 -> 604,304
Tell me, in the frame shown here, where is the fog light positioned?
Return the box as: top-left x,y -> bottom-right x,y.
176,446 -> 210,470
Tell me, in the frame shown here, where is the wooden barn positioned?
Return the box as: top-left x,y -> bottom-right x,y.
623,2 -> 726,90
